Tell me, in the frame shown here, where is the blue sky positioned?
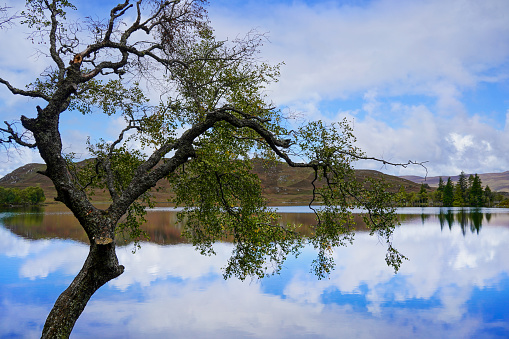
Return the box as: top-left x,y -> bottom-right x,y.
1,0 -> 509,178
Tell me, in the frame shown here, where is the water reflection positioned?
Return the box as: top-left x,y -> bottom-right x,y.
1,207 -> 509,338
0,205 -> 89,242
3,205 -> 508,244
438,208 -> 488,235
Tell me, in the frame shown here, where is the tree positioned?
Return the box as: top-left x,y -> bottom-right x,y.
0,186 -> 45,205
0,1 -> 419,337
435,177 -> 444,204
453,181 -> 464,207
468,174 -> 483,207
418,183 -> 428,205
443,177 -> 454,207
484,185 -> 493,207
457,171 -> 468,202
397,185 -> 410,206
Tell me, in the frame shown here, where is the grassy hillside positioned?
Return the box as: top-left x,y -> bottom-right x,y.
0,164 -> 56,199
0,159 -> 421,205
251,159 -> 421,204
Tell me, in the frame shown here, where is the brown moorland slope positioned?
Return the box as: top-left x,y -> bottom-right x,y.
1,159 -> 421,205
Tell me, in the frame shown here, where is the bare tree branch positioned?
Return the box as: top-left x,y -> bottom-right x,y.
0,77 -> 52,101
105,1 -> 131,42
0,121 -> 37,148
45,0 -> 66,74
0,4 -> 19,28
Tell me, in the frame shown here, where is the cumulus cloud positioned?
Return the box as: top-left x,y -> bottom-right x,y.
209,0 -> 509,176
210,0 -> 509,103
0,147 -> 44,178
339,99 -> 509,176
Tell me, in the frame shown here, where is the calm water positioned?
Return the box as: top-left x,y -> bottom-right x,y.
1,206 -> 509,338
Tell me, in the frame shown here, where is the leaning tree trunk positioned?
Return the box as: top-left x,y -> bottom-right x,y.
41,241 -> 124,338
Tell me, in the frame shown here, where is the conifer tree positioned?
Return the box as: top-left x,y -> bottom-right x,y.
484,185 -> 493,207
443,177 -> 454,207
436,177 -> 445,204
458,171 -> 468,202
453,181 -> 465,207
418,183 -> 429,205
469,174 -> 483,207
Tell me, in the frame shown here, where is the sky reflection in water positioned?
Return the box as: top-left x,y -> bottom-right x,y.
1,208 -> 509,338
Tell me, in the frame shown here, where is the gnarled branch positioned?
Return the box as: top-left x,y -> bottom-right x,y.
0,77 -> 51,101
0,121 -> 37,148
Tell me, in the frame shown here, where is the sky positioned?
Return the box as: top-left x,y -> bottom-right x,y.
1,0 -> 509,179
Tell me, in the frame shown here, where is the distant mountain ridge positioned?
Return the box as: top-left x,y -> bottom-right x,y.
400,171 -> 509,192
0,161 -> 422,204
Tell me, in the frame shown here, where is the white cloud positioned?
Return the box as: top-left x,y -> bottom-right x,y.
448,133 -> 474,155
333,95 -> 509,176
0,147 -> 43,178
208,0 -> 509,176
210,0 -> 509,105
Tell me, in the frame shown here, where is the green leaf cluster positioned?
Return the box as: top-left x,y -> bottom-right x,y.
168,153 -> 301,279
69,79 -> 149,117
22,0 -> 76,30
293,119 -> 404,275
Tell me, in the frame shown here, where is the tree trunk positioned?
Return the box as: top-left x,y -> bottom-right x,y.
41,242 -> 124,338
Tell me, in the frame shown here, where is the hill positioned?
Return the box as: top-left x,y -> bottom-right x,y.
0,160 -> 421,205
400,171 -> 509,193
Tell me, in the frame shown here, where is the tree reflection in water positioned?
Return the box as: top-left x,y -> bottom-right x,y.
437,208 -> 489,235
1,206 -> 506,245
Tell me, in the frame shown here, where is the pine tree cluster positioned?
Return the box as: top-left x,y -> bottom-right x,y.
398,172 -> 495,207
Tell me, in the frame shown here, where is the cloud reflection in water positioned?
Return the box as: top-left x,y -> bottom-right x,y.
1,210 -> 509,338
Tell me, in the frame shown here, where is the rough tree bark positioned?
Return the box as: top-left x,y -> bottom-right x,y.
41,242 -> 124,338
